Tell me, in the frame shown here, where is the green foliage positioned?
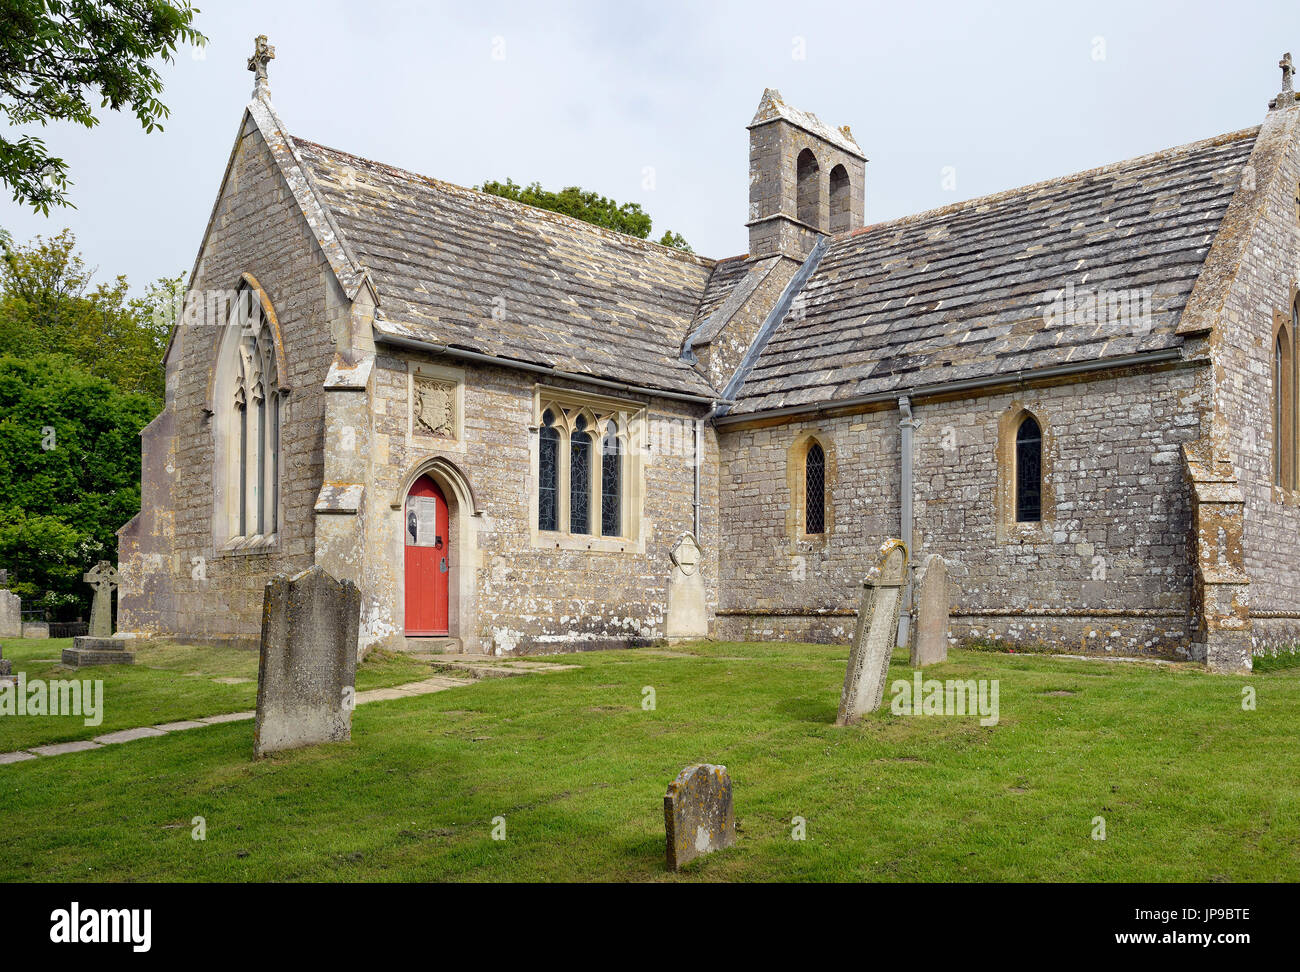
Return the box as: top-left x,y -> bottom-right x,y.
0,1 -> 206,212
0,229 -> 173,404
478,178 -> 692,251
0,354 -> 156,616
0,229 -> 176,615
656,230 -> 692,253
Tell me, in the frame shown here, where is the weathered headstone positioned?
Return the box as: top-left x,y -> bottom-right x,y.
0,589 -> 21,639
0,645 -> 10,678
836,538 -> 908,726
254,565 -> 360,758
84,560 -> 119,638
910,554 -> 950,667
664,532 -> 708,641
22,621 -> 48,639
663,763 -> 735,871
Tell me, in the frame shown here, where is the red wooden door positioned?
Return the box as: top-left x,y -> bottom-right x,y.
404,475 -> 449,635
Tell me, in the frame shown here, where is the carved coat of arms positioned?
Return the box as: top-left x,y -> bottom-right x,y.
415,377 -> 456,438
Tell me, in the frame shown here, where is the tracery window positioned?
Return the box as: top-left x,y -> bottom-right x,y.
570,414 -> 592,535
601,420 -> 621,537
534,392 -> 640,543
539,409 -> 560,531
215,285 -> 282,543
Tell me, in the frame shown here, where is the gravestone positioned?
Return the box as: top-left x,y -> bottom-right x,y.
254,565 -> 360,758
910,554 -> 950,667
664,532 -> 708,641
21,621 -> 48,639
836,538 -> 908,726
85,560 -> 119,637
663,763 -> 735,871
62,560 -> 134,667
0,645 -> 10,677
0,589 -> 21,638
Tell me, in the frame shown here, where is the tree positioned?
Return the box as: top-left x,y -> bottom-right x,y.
0,1 -> 206,212
0,354 -> 156,616
0,229 -> 174,404
479,178 -> 692,251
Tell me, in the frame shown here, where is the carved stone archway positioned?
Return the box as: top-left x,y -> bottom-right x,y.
390,455 -> 482,652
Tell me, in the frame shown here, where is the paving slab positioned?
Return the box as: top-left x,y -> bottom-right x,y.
355,676 -> 472,704
95,727 -> 167,745
28,740 -> 101,757
0,750 -> 36,764
197,711 -> 255,724
154,720 -> 208,732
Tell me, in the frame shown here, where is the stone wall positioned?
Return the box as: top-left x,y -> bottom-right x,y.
716,365 -> 1204,657
361,350 -> 719,655
1207,103 -> 1300,656
118,112 -> 349,645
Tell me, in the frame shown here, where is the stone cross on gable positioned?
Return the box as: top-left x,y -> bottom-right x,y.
84,560 -> 119,638
248,34 -> 275,97
1271,52 -> 1298,110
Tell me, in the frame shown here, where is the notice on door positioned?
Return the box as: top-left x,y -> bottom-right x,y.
406,496 -> 442,547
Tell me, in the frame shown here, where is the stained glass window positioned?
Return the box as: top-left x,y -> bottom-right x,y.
1015,416 -> 1042,522
570,415 -> 591,535
539,410 -> 559,531
601,420 -> 621,537
805,442 -> 825,534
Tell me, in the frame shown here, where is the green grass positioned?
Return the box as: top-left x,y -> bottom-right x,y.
2,640 -> 1297,882
0,638 -> 432,753
1253,646 -> 1300,672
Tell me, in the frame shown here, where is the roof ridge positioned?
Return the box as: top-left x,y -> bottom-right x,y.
290,136 -> 718,268
835,126 -> 1261,243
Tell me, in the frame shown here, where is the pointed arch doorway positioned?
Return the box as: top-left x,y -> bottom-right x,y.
404,475 -> 450,636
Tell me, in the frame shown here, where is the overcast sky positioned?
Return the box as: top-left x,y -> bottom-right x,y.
2,0 -> 1299,291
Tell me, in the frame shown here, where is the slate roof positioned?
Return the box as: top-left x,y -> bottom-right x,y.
691,255 -> 753,327
291,138 -> 721,399
728,128 -> 1259,415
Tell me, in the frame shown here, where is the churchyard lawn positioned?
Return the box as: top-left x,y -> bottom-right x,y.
2,640 -> 1297,882
0,638 -> 432,754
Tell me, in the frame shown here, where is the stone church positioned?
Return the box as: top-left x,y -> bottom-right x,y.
118,39 -> 1300,673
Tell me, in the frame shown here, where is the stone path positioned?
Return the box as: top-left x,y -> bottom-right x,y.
0,674 -> 476,766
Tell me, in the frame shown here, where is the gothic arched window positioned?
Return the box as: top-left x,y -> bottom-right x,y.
538,409 -> 559,531
601,420 -> 621,537
215,284 -> 282,543
1015,416 -> 1043,522
570,414 -> 592,535
805,442 -> 825,534
796,148 -> 821,226
1277,311 -> 1296,490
